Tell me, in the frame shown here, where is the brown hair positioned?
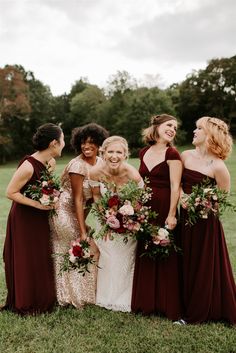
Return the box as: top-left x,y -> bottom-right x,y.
197,116 -> 233,160
142,114 -> 177,145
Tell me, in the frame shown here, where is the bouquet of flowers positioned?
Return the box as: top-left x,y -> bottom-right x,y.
56,239 -> 96,276
91,179 -> 156,243
24,163 -> 62,216
181,178 -> 236,225
136,224 -> 181,259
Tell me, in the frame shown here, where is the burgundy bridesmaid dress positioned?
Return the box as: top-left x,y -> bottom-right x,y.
3,156 -> 56,314
179,168 -> 236,325
131,147 -> 182,320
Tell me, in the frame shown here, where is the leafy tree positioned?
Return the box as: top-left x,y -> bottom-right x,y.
177,56 -> 236,139
69,84 -> 106,127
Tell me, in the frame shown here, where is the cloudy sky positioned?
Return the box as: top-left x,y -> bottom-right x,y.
0,0 -> 235,95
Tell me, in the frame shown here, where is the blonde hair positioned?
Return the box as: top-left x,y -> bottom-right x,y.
100,136 -> 129,159
142,114 -> 177,145
197,116 -> 233,160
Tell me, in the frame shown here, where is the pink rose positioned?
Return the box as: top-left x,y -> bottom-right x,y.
106,215 -> 120,229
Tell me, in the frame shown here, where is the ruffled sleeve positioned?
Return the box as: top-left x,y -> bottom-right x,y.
67,158 -> 88,176
166,147 -> 181,161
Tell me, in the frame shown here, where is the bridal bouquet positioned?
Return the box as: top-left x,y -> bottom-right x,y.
181,178 -> 236,225
91,179 -> 156,243
24,163 -> 62,215
57,239 -> 96,276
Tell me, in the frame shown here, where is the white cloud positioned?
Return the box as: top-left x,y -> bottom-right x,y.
0,0 -> 235,95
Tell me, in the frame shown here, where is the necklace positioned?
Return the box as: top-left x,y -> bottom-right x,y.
193,151 -> 213,167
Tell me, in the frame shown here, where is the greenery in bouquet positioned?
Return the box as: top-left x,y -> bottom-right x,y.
56,238 -> 96,276
136,224 -> 181,260
91,179 -> 156,243
181,178 -> 236,225
24,163 -> 62,215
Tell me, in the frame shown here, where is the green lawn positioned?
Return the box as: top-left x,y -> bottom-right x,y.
0,150 -> 235,353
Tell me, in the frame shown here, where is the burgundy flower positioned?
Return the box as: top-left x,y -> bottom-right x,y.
72,245 -> 84,258
115,213 -> 126,233
108,195 -> 120,208
42,186 -> 54,195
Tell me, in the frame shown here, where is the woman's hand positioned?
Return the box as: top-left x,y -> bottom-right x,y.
165,215 -> 177,230
34,201 -> 55,211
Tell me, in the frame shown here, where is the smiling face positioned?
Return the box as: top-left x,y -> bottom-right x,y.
103,142 -> 126,170
157,119 -> 177,144
192,121 -> 207,146
81,138 -> 99,159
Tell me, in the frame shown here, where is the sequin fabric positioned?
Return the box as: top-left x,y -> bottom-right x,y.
50,155 -> 102,308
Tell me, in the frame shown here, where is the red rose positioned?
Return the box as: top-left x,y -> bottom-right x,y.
72,245 -> 84,258
42,186 -> 54,195
108,195 -> 120,208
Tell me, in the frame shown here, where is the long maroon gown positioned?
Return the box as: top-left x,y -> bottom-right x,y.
3,156 -> 56,314
131,147 -> 182,320
180,168 -> 236,325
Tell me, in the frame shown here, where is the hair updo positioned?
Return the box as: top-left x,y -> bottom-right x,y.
142,114 -> 177,145
70,123 -> 109,154
197,116 -> 233,160
32,123 -> 62,151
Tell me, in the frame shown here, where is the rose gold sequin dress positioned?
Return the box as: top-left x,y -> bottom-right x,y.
50,155 -> 101,308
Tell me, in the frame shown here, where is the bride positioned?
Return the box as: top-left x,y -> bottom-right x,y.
89,136 -> 143,312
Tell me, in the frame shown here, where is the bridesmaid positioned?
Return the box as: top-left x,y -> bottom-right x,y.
178,116 -> 236,325
2,123 -> 65,315
50,123 -> 109,308
131,114 -> 183,321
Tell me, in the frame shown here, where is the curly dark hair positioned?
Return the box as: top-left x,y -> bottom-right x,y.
70,123 -> 109,154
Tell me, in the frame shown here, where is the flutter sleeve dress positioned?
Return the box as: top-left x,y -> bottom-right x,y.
50,155 -> 101,308
131,146 -> 182,320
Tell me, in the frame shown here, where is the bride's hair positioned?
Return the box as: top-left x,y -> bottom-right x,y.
197,116 -> 232,160
100,136 -> 129,159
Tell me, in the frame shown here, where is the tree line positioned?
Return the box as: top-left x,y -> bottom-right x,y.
0,55 -> 235,163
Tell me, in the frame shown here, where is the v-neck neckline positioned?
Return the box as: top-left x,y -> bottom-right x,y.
142,146 -> 169,173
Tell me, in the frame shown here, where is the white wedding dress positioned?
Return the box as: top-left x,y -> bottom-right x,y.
95,180 -> 143,312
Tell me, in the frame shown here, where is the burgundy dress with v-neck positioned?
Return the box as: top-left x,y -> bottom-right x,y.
131,146 -> 182,320
180,168 -> 236,325
3,156 -> 56,314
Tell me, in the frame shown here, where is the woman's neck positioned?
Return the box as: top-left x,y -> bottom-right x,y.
195,146 -> 211,159
151,142 -> 168,152
32,151 -> 53,165
82,155 -> 97,166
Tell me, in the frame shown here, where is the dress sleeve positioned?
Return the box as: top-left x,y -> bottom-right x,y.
166,147 -> 181,161
68,159 -> 87,176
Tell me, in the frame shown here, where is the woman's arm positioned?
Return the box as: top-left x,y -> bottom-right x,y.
70,173 -> 88,240
214,161 -> 230,192
6,160 -> 52,210
166,159 -> 183,229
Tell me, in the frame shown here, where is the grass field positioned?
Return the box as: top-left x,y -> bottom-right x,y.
0,150 -> 235,353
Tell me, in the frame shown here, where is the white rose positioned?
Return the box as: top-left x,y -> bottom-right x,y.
118,202 -> 134,216
69,254 -> 76,263
157,227 -> 169,239
39,194 -> 50,206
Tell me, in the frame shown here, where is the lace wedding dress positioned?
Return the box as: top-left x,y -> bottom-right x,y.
95,180 -> 143,312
